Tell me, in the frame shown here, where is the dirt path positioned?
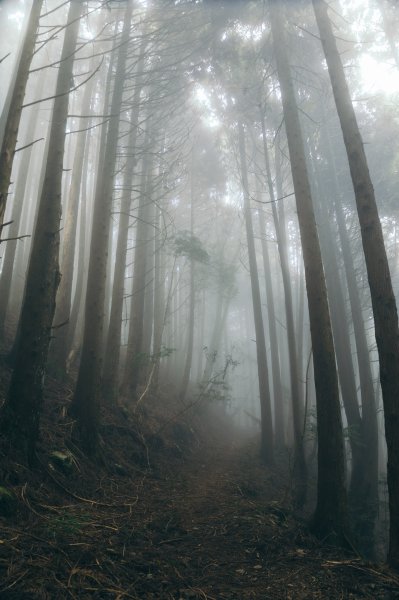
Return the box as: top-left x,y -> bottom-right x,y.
141,442 -> 398,600
1,436 -> 399,599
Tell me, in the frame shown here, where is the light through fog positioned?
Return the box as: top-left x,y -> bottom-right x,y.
359,54 -> 399,94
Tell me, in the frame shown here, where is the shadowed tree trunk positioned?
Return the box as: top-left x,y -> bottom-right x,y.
0,72 -> 44,338
269,0 -> 347,541
312,0 -> 399,565
0,0 -> 44,236
71,2 -> 133,454
259,115 -> 307,506
49,74 -> 95,377
0,0 -> 83,461
102,45 -> 146,404
180,170 -> 196,403
121,122 -> 154,398
255,182 -> 285,447
238,120 -> 274,465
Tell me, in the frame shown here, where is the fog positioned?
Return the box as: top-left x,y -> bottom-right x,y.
1,0 -> 399,564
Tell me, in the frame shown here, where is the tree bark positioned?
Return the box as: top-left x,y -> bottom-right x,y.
0,0 -> 83,461
71,2 -> 133,454
49,74 -> 95,376
256,187 -> 285,447
0,0 -> 44,236
102,46 -> 146,403
269,0 -> 347,540
260,116 -> 307,505
312,0 -> 399,565
0,72 -> 44,337
238,121 -> 274,465
121,124 -> 154,398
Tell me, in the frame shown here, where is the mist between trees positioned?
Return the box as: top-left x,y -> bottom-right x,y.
0,0 -> 399,570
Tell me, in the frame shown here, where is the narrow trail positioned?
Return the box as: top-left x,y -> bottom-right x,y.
142,441 -> 395,600
1,430 -> 398,599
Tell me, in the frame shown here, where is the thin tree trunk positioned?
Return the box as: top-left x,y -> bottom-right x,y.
180,174 -> 196,403
270,0 -> 347,540
256,182 -> 285,448
152,200 -> 165,391
71,3 -> 133,454
0,72 -> 44,337
323,120 -> 379,540
0,0 -> 83,461
0,0 -> 43,236
121,125 -> 154,398
238,121 -> 274,465
260,116 -> 307,505
312,0 -> 398,564
50,74 -> 95,376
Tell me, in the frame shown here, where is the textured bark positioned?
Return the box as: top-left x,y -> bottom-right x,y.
50,75 -> 95,376
179,258 -> 195,402
0,0 -> 83,460
0,0 -> 43,236
180,179 -> 196,402
102,49 -> 145,403
256,192 -> 285,447
322,122 -> 379,539
309,146 -> 363,477
238,121 -> 274,465
270,0 -> 346,540
312,0 -> 399,564
152,201 -> 165,391
121,127 -> 154,398
0,72 -> 44,337
66,145 -> 89,363
71,3 -> 133,453
260,116 -> 307,505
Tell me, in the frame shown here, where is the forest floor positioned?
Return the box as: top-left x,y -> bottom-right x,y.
0,374 -> 399,599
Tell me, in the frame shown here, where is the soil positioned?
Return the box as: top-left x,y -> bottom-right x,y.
0,378 -> 399,599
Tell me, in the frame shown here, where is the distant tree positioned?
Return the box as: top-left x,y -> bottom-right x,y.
238,121 -> 274,465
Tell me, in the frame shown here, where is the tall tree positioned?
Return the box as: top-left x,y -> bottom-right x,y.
238,121 -> 274,465
312,0 -> 399,566
50,74 -> 95,376
101,63 -> 145,401
71,2 -> 134,453
259,117 -> 307,506
0,0 -> 44,236
269,0 -> 347,541
0,0 -> 83,460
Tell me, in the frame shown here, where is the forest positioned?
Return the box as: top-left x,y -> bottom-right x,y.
1,0 -> 399,597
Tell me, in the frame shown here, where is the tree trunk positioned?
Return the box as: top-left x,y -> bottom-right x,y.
312,0 -> 399,565
0,0 -> 43,236
102,46 -> 145,403
255,180 -> 285,447
260,116 -> 307,505
121,125 -> 154,398
49,74 -> 95,377
238,121 -> 274,465
322,119 -> 379,547
0,72 -> 44,337
269,0 -> 347,540
71,3 -> 133,454
0,0 -> 83,461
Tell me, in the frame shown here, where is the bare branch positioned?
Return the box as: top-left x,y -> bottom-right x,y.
22,58 -> 103,109
14,138 -> 44,154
